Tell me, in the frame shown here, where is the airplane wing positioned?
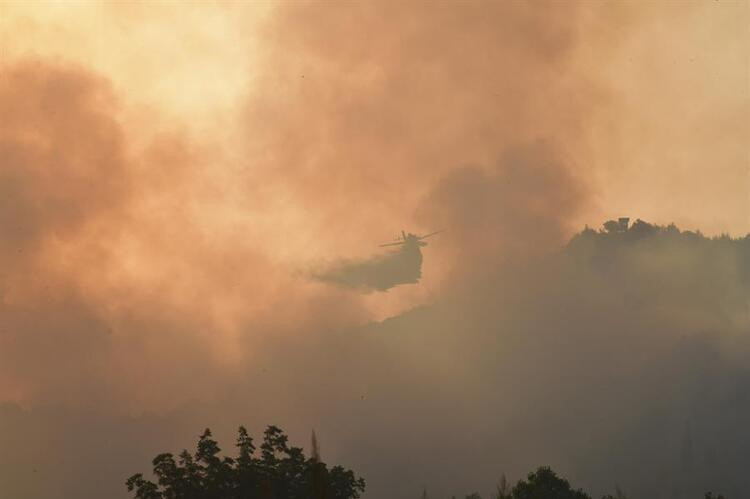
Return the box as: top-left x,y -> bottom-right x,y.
379,242 -> 405,247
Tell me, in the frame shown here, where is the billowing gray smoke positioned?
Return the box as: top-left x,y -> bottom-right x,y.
281,221 -> 750,499
2,220 -> 747,499
1,2 -> 747,499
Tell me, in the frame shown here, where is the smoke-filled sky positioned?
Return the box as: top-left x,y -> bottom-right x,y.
0,2 -> 748,499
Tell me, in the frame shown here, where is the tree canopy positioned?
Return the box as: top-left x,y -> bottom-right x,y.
497,467 -> 591,499
126,426 -> 365,499
451,466 -> 728,499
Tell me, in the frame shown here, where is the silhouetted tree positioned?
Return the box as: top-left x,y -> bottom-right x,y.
600,484 -> 627,499
462,466 -> 731,499
126,425 -> 365,499
602,220 -> 621,234
495,474 -> 511,499
509,467 -> 591,499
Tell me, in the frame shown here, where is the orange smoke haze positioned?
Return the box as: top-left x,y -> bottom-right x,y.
0,2 -> 747,497
0,0 -> 747,406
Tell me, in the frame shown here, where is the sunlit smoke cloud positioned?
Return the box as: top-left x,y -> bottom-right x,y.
0,1 -> 747,499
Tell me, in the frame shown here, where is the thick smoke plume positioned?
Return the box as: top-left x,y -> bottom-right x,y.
0,2 -> 747,499
251,223 -> 750,499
